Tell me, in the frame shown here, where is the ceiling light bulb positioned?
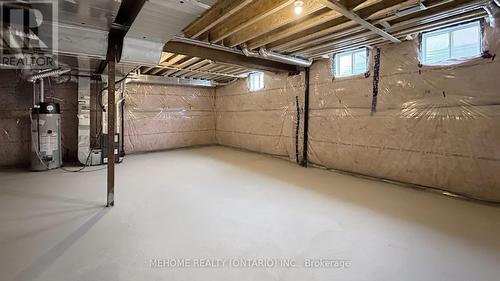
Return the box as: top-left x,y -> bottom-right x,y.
294,1 -> 304,15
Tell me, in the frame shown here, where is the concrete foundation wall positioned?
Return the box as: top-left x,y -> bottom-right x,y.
0,70 -> 78,167
124,83 -> 216,154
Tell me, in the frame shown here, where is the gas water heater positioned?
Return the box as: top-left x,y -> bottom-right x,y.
28,67 -> 71,171
30,102 -> 62,171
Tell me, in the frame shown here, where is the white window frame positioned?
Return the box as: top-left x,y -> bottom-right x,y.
247,72 -> 264,92
421,20 -> 482,65
333,48 -> 369,78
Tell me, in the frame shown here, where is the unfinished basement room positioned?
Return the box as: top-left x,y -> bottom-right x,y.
1,0 -> 500,280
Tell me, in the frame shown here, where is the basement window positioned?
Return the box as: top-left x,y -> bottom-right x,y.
421,21 -> 482,65
333,48 -> 368,78
248,72 -> 264,92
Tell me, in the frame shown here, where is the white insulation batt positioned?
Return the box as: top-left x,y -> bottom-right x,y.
216,72 -> 306,160
215,17 -> 500,202
123,83 -> 216,153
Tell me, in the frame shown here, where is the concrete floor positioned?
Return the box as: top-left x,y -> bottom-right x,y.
1,146 -> 499,281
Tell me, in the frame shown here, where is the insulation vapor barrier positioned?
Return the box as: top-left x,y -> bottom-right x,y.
215,72 -> 305,162
307,17 -> 500,202
215,15 -> 500,202
124,83 -> 216,154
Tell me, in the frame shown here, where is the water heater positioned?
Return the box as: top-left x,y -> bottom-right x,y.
31,102 -> 62,171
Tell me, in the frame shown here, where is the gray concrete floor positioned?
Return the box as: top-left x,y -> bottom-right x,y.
1,146 -> 499,281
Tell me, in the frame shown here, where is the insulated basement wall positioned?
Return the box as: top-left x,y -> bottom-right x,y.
215,72 -> 305,161
124,83 -> 216,154
216,19 -> 500,202
308,19 -> 500,202
0,70 -> 78,167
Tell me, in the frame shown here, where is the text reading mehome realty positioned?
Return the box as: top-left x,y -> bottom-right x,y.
151,258 -> 351,269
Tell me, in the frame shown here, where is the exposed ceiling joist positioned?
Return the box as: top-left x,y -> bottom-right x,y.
159,52 -> 175,63
170,59 -> 210,77
289,26 -> 366,54
183,0 -> 254,38
208,0 -> 294,43
164,41 -> 298,73
162,65 -> 246,79
158,54 -> 186,67
140,0 -> 488,84
320,0 -> 401,43
269,19 -> 355,51
267,0 -> 409,51
247,8 -> 342,49
225,0 -> 326,47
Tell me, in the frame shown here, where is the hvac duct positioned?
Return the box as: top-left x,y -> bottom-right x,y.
27,66 -> 71,83
258,48 -> 312,67
241,44 -> 260,58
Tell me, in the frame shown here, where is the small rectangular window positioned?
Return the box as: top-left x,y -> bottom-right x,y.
248,72 -> 264,92
334,48 -> 368,78
421,21 -> 482,65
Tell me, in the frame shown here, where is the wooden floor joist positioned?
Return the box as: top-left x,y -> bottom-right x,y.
225,0 -> 326,47
320,0 -> 401,43
139,0 -> 489,83
247,8 -> 342,49
183,0 -> 255,38
208,0 -> 294,43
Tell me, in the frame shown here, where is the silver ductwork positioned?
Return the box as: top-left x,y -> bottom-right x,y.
258,48 -> 312,67
241,44 -> 260,58
123,0 -> 212,66
172,36 -> 243,54
127,74 -> 215,87
171,36 -> 312,68
27,66 -> 71,83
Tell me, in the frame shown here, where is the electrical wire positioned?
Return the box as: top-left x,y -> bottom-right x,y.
98,73 -> 130,111
59,127 -> 103,173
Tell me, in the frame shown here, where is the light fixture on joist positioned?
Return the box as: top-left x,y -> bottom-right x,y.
294,1 -> 304,15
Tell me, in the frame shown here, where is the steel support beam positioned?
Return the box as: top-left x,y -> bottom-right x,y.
106,59 -> 115,207
320,0 -> 401,43
104,0 -> 147,206
164,41 -> 298,73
